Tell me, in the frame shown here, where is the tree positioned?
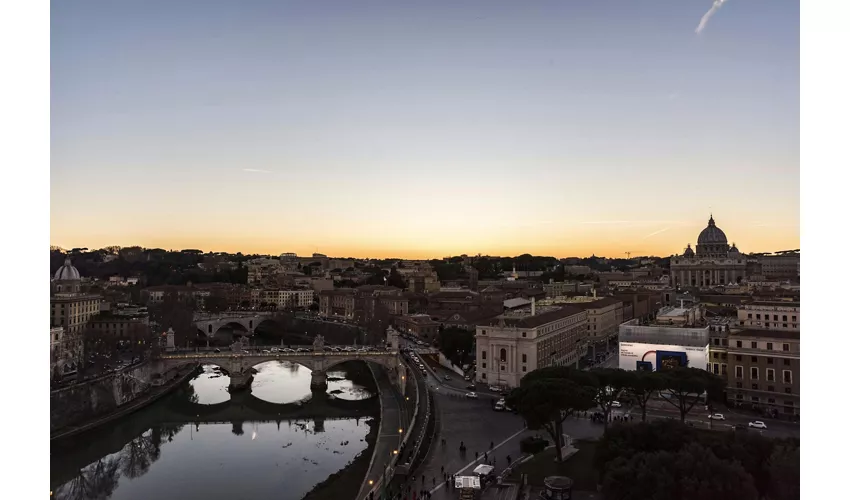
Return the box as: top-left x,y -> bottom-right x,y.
204,293 -> 229,314
623,370 -> 666,422
387,267 -> 407,289
507,374 -> 595,462
587,368 -> 631,432
602,443 -> 759,500
657,367 -> 726,423
766,443 -> 800,500
149,290 -> 197,348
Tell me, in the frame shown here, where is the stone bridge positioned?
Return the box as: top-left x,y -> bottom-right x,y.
153,349 -> 404,393
193,312 -> 276,337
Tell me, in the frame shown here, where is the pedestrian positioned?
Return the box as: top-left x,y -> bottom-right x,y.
490,441 -> 494,450
432,477 -> 435,487
475,451 -> 479,459
421,474 -> 425,483
484,451 -> 488,461
507,455 -> 512,465
440,465 -> 444,474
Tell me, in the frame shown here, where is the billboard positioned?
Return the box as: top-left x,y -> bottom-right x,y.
618,342 -> 708,372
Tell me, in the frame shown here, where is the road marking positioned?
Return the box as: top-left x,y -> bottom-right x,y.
426,426 -> 527,495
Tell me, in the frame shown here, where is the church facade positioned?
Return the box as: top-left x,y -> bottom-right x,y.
670,216 -> 748,288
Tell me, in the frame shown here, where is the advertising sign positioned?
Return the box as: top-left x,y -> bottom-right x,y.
618,342 -> 708,372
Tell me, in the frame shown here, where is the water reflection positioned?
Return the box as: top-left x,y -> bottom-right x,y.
51,361 -> 379,500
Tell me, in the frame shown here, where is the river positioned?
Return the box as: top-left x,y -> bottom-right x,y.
50,360 -> 379,500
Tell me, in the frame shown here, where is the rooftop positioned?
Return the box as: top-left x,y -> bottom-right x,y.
479,305 -> 586,329
571,297 -> 623,309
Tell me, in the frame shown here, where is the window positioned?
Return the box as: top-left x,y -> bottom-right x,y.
750,367 -> 758,380
784,387 -> 791,394
482,373 -> 486,379
522,354 -> 527,363
751,356 -> 758,362
756,314 -> 761,320
767,369 -> 775,381
783,370 -> 792,384
736,382 -> 742,388
747,313 -> 752,319
482,351 -> 486,360
783,358 -> 791,366
712,352 -> 718,359
792,316 -> 796,321
751,383 -> 758,390
782,343 -> 790,352
752,396 -> 760,403
713,338 -> 720,346
782,315 -> 787,321
768,386 -> 775,392
501,365 -> 505,371
735,366 -> 743,379
721,364 -> 727,375
767,357 -> 774,365
500,349 -> 507,362
481,330 -> 486,335
736,341 -> 742,348
482,362 -> 486,369
735,355 -> 742,361
522,366 -> 526,372
751,341 -> 758,349
712,364 -> 719,375
782,324 -> 787,328
767,342 -> 773,350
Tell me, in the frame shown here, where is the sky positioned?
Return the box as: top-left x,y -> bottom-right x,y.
50,0 -> 800,259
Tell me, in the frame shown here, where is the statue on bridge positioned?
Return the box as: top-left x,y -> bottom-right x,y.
312,334 -> 325,352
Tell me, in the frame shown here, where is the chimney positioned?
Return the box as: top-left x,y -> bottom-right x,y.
531,297 -> 536,316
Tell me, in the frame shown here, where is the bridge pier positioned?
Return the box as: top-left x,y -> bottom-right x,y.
228,371 -> 253,392
310,370 -> 328,393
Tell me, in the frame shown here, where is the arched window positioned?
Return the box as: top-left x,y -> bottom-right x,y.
500,348 -> 507,362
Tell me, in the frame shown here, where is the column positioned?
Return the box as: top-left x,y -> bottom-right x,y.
687,270 -> 692,286
724,270 -> 729,284
228,371 -> 253,392
310,370 -> 328,392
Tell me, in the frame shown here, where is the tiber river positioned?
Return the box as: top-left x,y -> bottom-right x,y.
50,361 -> 379,500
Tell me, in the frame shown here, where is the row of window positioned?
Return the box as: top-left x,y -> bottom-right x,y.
734,340 -> 793,351
734,366 -> 793,384
735,382 -> 794,395
481,349 -> 529,364
746,313 -> 797,321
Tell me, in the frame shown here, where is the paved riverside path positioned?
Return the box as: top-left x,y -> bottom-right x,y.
357,366 -> 402,500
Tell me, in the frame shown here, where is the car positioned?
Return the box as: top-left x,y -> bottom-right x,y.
748,421 -> 768,429
444,375 -> 451,381
282,348 -> 296,353
611,401 -> 622,408
262,349 -> 271,354
465,392 -> 478,399
297,348 -> 310,353
213,348 -> 221,353
733,424 -> 748,431
488,385 -> 501,392
466,384 -> 476,390
270,348 -> 279,353
464,375 -> 471,381
708,413 -> 725,420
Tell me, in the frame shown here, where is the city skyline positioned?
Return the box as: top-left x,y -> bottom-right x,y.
51,0 -> 799,259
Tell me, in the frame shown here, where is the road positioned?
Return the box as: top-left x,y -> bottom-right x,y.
356,366 -> 403,500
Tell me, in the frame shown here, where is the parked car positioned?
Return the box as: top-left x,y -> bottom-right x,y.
466,384 -> 476,390
748,421 -> 768,429
465,392 -> 478,399
733,424 -> 748,431
262,349 -> 271,354
708,413 -> 725,420
443,375 -> 451,381
611,401 -> 622,408
213,348 -> 221,353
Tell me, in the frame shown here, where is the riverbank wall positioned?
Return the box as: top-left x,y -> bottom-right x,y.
51,362 -> 198,440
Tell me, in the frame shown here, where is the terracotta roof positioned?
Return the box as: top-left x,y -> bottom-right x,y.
571,297 -> 623,309
479,305 -> 586,329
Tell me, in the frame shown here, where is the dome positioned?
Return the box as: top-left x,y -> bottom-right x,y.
697,216 -> 728,246
683,244 -> 695,257
54,257 -> 81,281
728,243 -> 740,254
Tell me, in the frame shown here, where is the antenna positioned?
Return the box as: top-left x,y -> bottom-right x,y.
625,251 -> 632,260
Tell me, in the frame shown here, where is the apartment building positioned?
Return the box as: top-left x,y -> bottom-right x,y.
474,305 -> 588,389
710,327 -> 800,417
394,314 -> 440,341
737,301 -> 799,332
260,288 -> 314,309
573,297 -> 624,343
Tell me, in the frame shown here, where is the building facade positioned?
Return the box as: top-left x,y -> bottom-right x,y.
51,258 -> 101,336
670,216 -> 748,288
737,301 -> 799,332
394,314 -> 440,341
474,306 -> 588,389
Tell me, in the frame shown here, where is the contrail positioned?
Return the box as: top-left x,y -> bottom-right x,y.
696,0 -> 729,34
643,227 -> 671,239
242,168 -> 273,173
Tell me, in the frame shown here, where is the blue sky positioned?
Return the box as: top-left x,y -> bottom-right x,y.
51,0 -> 799,257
